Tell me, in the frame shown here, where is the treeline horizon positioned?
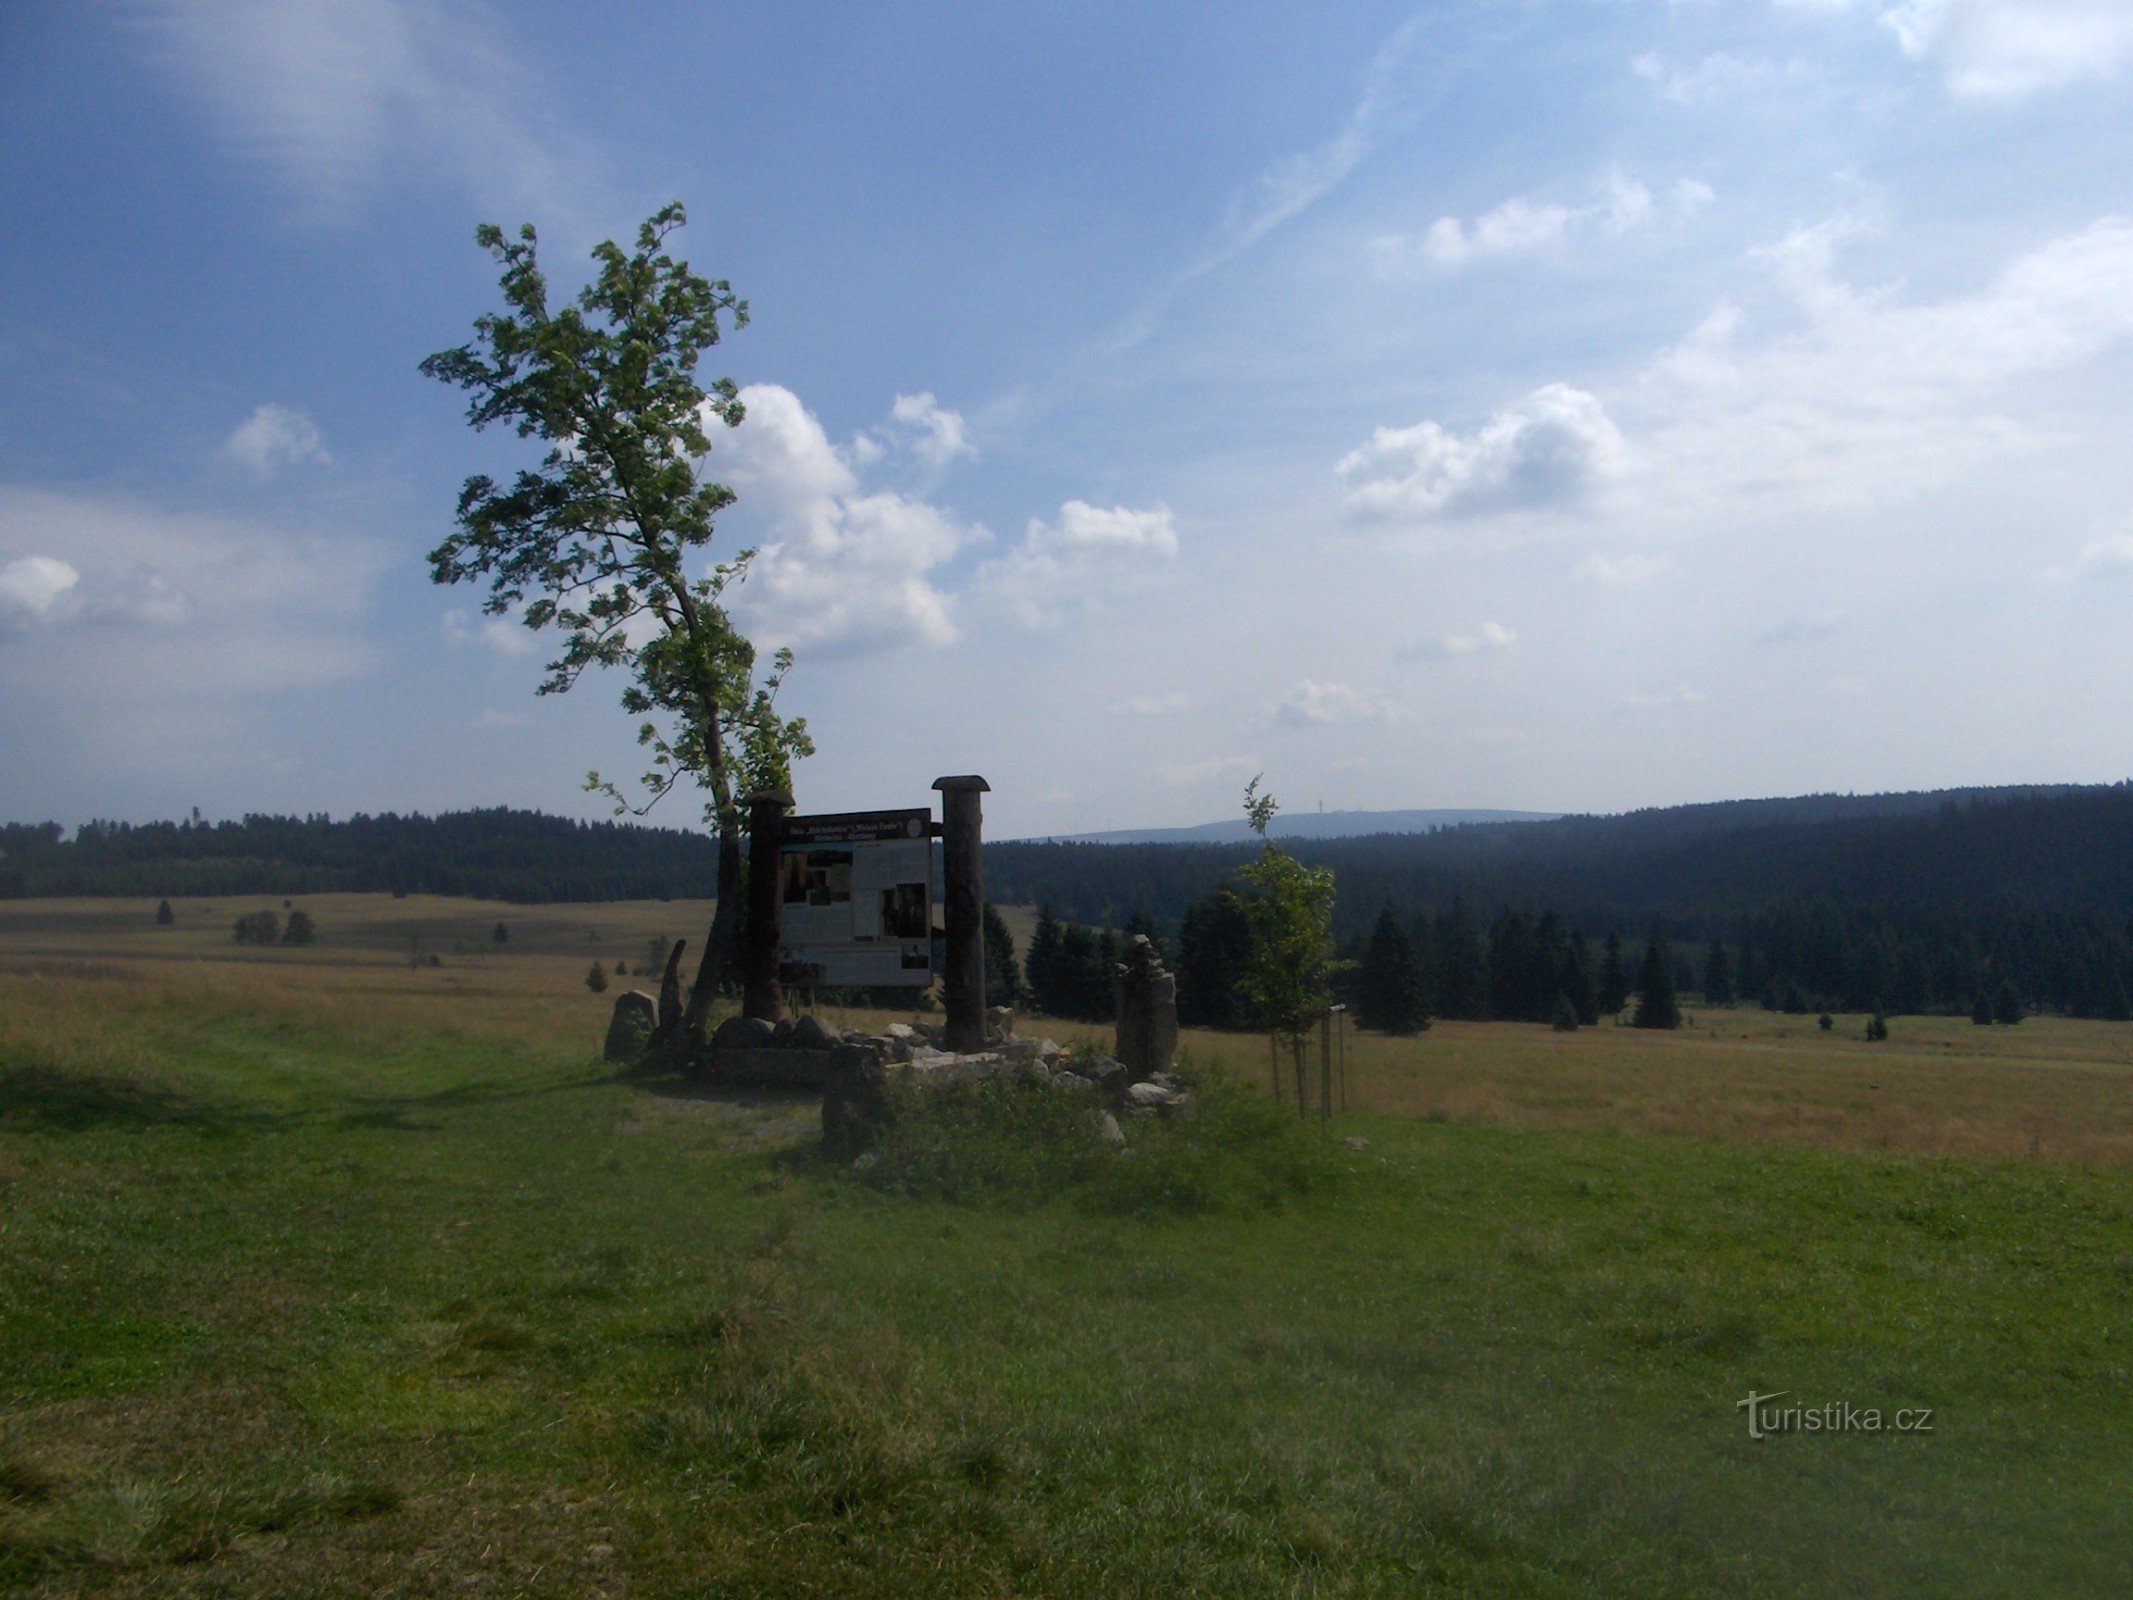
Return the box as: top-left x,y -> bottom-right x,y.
9,783 -> 2133,1019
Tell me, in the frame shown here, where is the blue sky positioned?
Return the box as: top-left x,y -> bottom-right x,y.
4,1 -> 2133,839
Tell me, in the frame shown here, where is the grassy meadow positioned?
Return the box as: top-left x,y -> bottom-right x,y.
2,895 -> 2130,1596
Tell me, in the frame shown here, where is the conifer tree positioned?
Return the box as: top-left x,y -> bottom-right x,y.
155,899 -> 175,926
1597,930 -> 1630,1016
1357,903 -> 1430,1034
1025,905 -> 1065,1016
1433,896 -> 1489,1021
1632,939 -> 1681,1029
983,903 -> 1024,1007
1559,931 -> 1600,1025
1702,937 -> 1734,1005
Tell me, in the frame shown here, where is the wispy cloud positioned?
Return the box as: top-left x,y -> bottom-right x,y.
1401,621 -> 1516,662
1371,169 -> 1708,275
141,0 -> 602,224
1270,679 -> 1400,727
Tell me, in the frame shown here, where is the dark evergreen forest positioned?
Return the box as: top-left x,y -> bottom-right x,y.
8,782 -> 2133,1019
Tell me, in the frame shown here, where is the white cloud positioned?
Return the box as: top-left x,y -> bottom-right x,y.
223,403 -> 329,477
884,392 -> 974,475
1632,215 -> 2133,518
143,0 -> 598,222
1373,169 -> 1706,276
1774,0 -> 2133,100
0,556 -> 82,633
978,501 -> 1179,631
1270,679 -> 1400,727
1882,0 -> 2133,101
0,486 -> 380,694
1338,384 -> 1626,522
442,607 -> 536,657
1402,621 -> 1517,662
719,384 -> 976,656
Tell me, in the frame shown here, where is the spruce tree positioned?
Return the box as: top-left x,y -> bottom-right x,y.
1992,977 -> 2025,1026
1177,889 -> 1253,1029
1971,991 -> 1994,1026
1702,938 -> 1734,1005
1433,897 -> 1489,1021
1357,903 -> 1429,1034
586,961 -> 609,993
1025,905 -> 1065,1017
983,903 -> 1024,1007
1560,931 -> 1600,1025
1597,931 -> 1630,1017
155,899 -> 175,927
1631,939 -> 1681,1029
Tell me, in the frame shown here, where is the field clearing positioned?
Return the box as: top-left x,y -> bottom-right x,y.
2,896 -> 2130,1594
7,894 -> 2133,1167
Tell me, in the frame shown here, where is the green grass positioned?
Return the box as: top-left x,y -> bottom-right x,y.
1,981 -> 2130,1596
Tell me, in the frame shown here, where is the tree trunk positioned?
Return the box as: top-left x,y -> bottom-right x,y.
673,813 -> 745,1059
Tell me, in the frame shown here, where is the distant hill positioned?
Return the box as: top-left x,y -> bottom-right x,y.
1024,808 -> 1562,845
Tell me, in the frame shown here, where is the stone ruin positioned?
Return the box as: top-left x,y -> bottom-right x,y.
601,983 -> 1193,1152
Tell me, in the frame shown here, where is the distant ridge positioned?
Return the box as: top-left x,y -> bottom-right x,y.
1020,808 -> 1563,846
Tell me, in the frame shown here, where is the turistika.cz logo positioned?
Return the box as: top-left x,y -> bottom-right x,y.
1736,1391 -> 1935,1440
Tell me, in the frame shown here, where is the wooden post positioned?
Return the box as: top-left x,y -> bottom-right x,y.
932,775 -> 990,1054
742,789 -> 792,1023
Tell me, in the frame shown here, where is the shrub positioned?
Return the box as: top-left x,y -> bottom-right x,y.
849,1067 -> 1342,1219
586,961 -> 609,994
281,910 -> 316,947
232,910 -> 280,946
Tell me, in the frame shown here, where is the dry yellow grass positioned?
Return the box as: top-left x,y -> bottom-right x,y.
7,893 -> 2133,1166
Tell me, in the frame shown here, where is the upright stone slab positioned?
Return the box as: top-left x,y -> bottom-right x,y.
604,990 -> 658,1062
1112,934 -> 1178,1081
932,775 -> 990,1054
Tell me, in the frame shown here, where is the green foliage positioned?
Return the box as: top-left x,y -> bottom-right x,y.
231,910 -> 279,947
1631,939 -> 1681,1030
1701,937 -> 1734,1005
1972,991 -> 1995,1026
1993,977 -> 2025,1026
423,203 -> 811,1046
493,922 -> 509,945
982,903 -> 1023,1008
586,961 -> 609,994
1176,888 -> 1254,1029
850,1070 -> 1341,1218
1235,782 -> 1340,1052
153,899 -> 174,927
1597,931 -> 1630,1016
280,909 -> 316,947
422,202 -> 810,824
1818,1013 -> 1835,1032
1551,995 -> 1581,1032
1866,1009 -> 1889,1042
1356,903 -> 1429,1035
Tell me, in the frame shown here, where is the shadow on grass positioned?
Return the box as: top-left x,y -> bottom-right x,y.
0,1061 -> 610,1138
635,1075 -> 821,1113
0,1066 -> 274,1136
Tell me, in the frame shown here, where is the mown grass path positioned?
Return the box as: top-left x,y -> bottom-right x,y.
1,965 -> 2129,1596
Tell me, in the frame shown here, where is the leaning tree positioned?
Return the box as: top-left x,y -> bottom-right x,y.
423,203 -> 811,1061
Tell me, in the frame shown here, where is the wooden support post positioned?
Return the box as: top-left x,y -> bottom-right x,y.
742,789 -> 793,1023
931,775 -> 990,1054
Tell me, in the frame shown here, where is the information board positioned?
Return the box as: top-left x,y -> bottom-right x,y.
778,808 -> 936,987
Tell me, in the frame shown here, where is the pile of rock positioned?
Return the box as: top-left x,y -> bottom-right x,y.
692,1011 -> 848,1090
819,1012 -> 1195,1159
